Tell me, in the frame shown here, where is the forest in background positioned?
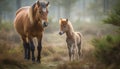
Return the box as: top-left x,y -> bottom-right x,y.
0,0 -> 119,23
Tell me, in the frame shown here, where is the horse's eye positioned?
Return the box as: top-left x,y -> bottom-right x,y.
39,11 -> 42,14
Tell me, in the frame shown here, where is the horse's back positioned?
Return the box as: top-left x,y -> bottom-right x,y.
14,6 -> 30,36
16,6 -> 30,15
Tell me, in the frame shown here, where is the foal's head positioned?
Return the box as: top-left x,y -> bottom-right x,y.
32,0 -> 49,27
59,18 -> 69,35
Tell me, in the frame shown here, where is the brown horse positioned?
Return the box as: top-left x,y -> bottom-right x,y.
59,18 -> 82,61
14,0 -> 49,63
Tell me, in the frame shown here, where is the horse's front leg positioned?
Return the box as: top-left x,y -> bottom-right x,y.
21,36 -> 30,60
28,37 -> 35,62
37,36 -> 42,63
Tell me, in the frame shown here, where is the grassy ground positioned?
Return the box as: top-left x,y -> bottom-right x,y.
0,22 -> 118,69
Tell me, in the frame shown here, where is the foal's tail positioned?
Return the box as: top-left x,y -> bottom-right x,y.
77,32 -> 85,56
77,32 -> 83,41
77,32 -> 82,39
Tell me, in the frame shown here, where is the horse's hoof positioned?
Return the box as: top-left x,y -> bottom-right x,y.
24,57 -> 28,60
27,57 -> 30,60
36,60 -> 41,63
32,58 -> 35,62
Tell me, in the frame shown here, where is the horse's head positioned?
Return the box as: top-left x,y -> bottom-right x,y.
32,0 -> 49,27
59,18 -> 69,35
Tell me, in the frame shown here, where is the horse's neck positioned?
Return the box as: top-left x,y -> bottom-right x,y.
66,29 -> 74,38
66,22 -> 75,38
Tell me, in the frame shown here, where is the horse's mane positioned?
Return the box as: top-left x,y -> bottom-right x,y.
28,6 -> 34,24
16,6 -> 34,24
68,21 -> 74,32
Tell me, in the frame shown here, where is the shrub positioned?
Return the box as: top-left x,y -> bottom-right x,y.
92,35 -> 120,68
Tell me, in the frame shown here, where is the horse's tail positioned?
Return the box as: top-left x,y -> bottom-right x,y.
77,32 -> 83,42
77,32 -> 85,56
77,32 -> 81,38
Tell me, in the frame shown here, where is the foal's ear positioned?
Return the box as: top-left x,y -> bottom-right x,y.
60,18 -> 62,20
59,18 -> 62,24
66,19 -> 68,22
46,1 -> 50,7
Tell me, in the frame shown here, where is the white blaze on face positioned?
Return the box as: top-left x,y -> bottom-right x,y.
42,8 -> 46,12
42,20 -> 45,25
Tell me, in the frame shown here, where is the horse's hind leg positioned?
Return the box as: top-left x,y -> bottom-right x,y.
28,37 -> 35,62
21,36 -> 30,60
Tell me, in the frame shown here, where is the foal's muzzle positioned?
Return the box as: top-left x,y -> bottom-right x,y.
59,31 -> 64,35
43,22 -> 48,27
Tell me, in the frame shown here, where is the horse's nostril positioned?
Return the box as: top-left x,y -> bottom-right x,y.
43,22 -> 48,27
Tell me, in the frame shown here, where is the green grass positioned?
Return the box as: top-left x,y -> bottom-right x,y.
0,22 -> 13,31
92,35 -> 120,69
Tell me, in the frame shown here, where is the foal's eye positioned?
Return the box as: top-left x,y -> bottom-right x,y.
63,25 -> 66,28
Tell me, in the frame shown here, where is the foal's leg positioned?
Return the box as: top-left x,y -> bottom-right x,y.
72,44 -> 76,61
77,42 -> 82,59
21,36 -> 30,60
67,44 -> 72,61
37,36 -> 42,63
28,37 -> 35,62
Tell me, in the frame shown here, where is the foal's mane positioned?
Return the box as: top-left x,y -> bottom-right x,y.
67,21 -> 74,32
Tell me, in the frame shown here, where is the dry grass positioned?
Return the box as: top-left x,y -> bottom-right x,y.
0,40 -> 29,69
0,22 -> 118,69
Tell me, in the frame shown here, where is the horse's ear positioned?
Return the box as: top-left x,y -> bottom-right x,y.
59,18 -> 62,24
32,3 -> 36,10
66,19 -> 68,22
46,1 -> 49,7
36,0 -> 40,7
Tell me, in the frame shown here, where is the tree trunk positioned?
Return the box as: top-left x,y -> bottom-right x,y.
64,6 -> 71,18
103,0 -> 109,14
0,11 -> 2,23
57,4 -> 61,20
16,0 -> 21,9
64,0 -> 71,19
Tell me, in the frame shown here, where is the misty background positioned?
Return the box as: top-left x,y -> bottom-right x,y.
0,0 -> 120,69
0,0 -> 117,23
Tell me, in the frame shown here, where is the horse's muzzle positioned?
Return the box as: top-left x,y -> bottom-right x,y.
43,22 -> 48,27
59,31 -> 64,35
